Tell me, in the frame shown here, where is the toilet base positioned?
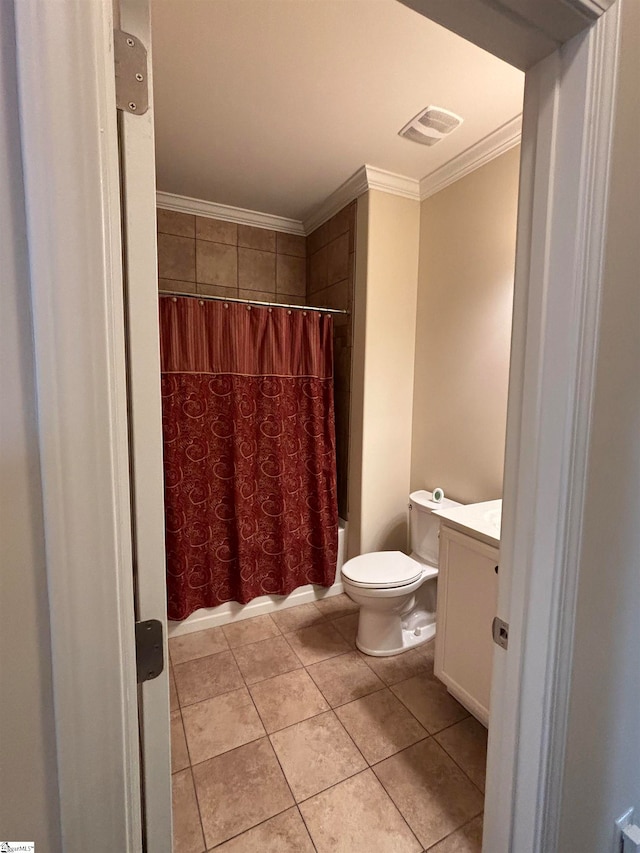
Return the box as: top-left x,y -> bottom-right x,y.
356,621 -> 436,657
344,571 -> 438,658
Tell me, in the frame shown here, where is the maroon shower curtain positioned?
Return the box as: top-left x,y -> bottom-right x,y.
159,296 -> 338,620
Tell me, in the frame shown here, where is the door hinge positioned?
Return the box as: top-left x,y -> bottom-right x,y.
492,616 -> 509,650
135,619 -> 164,683
114,30 -> 149,115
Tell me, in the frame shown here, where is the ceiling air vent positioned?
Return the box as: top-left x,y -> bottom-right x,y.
399,106 -> 463,146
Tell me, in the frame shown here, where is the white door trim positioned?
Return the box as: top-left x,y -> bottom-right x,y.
11,0 -> 621,849
484,6 -> 621,851
117,1 -> 173,849
13,1 -> 141,850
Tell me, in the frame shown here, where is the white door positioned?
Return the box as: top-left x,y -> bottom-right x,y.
115,0 -> 173,849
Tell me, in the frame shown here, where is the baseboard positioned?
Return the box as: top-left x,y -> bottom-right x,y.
167,580 -> 345,637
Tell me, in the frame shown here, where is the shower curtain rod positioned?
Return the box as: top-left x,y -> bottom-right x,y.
159,289 -> 350,315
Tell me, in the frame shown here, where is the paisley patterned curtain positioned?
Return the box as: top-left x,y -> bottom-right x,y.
159,296 -> 338,620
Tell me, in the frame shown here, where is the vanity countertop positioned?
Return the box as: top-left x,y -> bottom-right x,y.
433,499 -> 502,548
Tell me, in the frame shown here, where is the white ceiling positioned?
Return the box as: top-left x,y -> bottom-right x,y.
151,0 -> 524,221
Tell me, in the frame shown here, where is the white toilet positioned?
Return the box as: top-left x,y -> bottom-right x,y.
342,490 -> 461,656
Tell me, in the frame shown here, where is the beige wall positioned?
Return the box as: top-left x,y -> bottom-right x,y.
411,146 -> 520,505
559,1 -> 640,848
349,190 -> 420,555
0,2 -> 61,847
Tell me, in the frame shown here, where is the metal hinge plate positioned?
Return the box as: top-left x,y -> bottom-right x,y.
492,616 -> 509,650
114,30 -> 149,115
135,619 -> 164,683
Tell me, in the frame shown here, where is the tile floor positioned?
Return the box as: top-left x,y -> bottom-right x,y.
169,594 -> 487,852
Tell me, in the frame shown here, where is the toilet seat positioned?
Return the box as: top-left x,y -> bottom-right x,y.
342,551 -> 423,589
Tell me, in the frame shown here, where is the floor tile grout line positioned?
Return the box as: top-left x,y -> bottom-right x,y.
340,682 -> 430,744
204,805 -> 302,851
368,733 -> 434,770
171,604 -> 483,850
294,803 -> 319,853
314,695 -> 372,771
187,762 -> 208,852
279,630 -> 307,667
295,764 -> 425,851
259,657 -> 371,806
178,682 -> 248,711
304,660 -> 387,710
187,734 -> 299,849
245,660 -> 320,697
430,733 -> 486,797
353,729 -> 432,770
220,612 -> 283,648
239,662 -> 301,813
370,740 -> 485,848
423,811 -> 484,852
365,724 -> 484,793
369,760 -> 434,850
229,632 -> 304,687
184,732 -> 267,772
176,705 -> 193,773
386,676 -> 469,739
291,765 -> 371,808
261,719 -> 303,819
182,688 -> 432,770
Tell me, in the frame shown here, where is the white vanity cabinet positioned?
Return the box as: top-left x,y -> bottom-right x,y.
434,524 -> 499,727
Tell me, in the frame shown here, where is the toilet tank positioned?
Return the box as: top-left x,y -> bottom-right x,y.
409,490 -> 462,566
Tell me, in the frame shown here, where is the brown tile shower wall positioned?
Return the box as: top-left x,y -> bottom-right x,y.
157,208 -> 307,305
307,201 -> 357,520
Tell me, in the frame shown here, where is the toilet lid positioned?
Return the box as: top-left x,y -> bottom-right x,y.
342,551 -> 423,589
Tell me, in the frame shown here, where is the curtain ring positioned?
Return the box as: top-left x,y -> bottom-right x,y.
223,303 -> 228,308
268,307 -> 272,313
171,297 -> 177,303
303,311 -> 307,317
287,310 -> 292,315
247,305 -> 251,310
198,300 -> 204,306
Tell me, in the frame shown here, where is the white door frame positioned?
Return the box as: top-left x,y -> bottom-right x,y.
484,8 -> 620,850
116,0 -> 173,848
12,1 -> 621,851
13,2 -> 142,850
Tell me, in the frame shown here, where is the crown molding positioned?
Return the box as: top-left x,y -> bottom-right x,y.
155,191 -> 305,235
364,165 -> 421,200
302,166 -> 369,234
420,114 -> 522,201
303,164 -> 420,234
158,122 -> 522,238
561,0 -> 615,20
